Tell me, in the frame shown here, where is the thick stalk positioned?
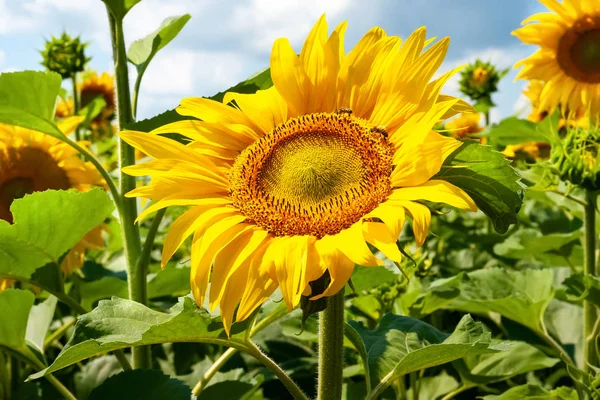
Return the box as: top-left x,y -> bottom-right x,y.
584,190 -> 598,372
106,8 -> 146,369
318,289 -> 345,400
71,73 -> 81,141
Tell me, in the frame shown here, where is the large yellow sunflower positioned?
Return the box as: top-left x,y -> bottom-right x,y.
513,0 -> 600,119
80,71 -> 116,125
121,16 -> 477,334
0,118 -> 105,277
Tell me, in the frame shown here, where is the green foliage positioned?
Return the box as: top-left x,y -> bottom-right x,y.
348,314 -> 504,398
128,15 -> 191,73
482,117 -> 549,146
29,297 -> 254,380
0,289 -> 35,352
0,71 -> 63,138
0,189 -> 114,283
210,68 -> 273,102
434,140 -> 525,233
88,369 -> 190,400
481,384 -> 577,400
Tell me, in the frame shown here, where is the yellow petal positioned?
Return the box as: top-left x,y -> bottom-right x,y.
388,180 -> 477,212
310,245 -> 354,300
362,221 -> 402,262
397,201 -> 431,246
136,195 -> 230,222
223,87 -> 288,135
320,222 -> 382,267
366,203 -> 406,239
57,116 -> 85,135
271,38 -> 309,116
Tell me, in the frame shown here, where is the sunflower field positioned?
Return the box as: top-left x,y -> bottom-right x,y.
0,0 -> 599,399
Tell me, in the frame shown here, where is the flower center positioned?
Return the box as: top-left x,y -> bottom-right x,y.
230,112 -> 394,238
0,147 -> 71,223
559,16 -> 600,83
470,67 -> 489,86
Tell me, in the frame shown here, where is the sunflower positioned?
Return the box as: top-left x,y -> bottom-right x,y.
0,118 -> 105,274
55,98 -> 74,119
79,71 -> 116,126
502,142 -> 551,160
514,0 -> 600,119
523,80 -> 589,129
120,16 -> 477,334
445,113 -> 484,139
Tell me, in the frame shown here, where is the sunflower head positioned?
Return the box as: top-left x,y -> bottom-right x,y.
445,113 -> 483,139
503,142 -> 551,161
120,16 -> 477,334
41,33 -> 90,79
514,0 -> 600,120
79,70 -> 116,128
458,60 -> 506,104
551,127 -> 600,190
0,121 -> 105,273
55,98 -> 74,119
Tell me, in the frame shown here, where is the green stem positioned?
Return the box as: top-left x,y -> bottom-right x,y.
192,347 -> 237,395
44,317 -> 76,349
131,65 -> 147,120
440,385 -> 471,400
0,351 -> 8,400
71,73 -> 81,141
246,342 -> 309,400
114,349 -> 133,371
22,348 -> 76,400
318,289 -> 345,400
484,110 -> 490,127
136,208 -> 166,306
584,190 -> 599,372
106,7 -> 146,369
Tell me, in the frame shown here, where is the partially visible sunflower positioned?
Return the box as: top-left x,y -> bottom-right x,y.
523,80 -> 589,129
0,119 -> 105,274
80,71 -> 116,128
445,113 -> 484,139
513,0 -> 600,120
0,279 -> 12,291
120,16 -> 477,333
55,98 -> 74,119
502,142 -> 551,161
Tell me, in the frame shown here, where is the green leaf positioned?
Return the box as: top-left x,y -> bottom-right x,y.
350,266 -> 398,294
102,0 -> 142,20
409,273 -> 466,318
209,68 -> 273,103
0,189 -> 114,282
26,296 -> 57,355
446,268 -> 555,332
0,71 -> 63,138
124,109 -> 194,144
493,228 -> 581,261
78,96 -> 107,127
405,371 -> 459,400
481,117 -> 549,146
0,289 -> 35,352
434,140 -> 524,234
128,15 -> 191,71
74,355 -> 124,399
481,384 -> 577,400
562,274 -> 600,307
349,314 -> 504,398
29,297 -> 255,380
455,341 -> 559,386
88,369 -> 190,400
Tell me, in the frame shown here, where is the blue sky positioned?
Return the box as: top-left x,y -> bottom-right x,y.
0,0 -> 547,122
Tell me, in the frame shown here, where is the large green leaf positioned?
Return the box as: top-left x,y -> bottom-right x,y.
434,140 -> 524,234
493,228 -> 581,265
446,268 -> 555,332
481,384 -> 577,400
88,369 -> 190,400
348,314 -> 504,399
29,297 -> 255,380
128,15 -> 191,72
481,117 -> 549,146
0,71 -> 63,138
102,0 -> 142,20
0,189 -> 114,282
0,289 -> 35,352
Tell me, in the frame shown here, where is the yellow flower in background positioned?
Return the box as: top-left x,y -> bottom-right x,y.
0,119 -> 105,274
445,113 -> 484,139
55,98 -> 74,119
513,0 -> 600,119
502,142 -> 551,160
120,16 -> 477,333
523,80 -> 589,129
0,279 -> 12,291
80,71 -> 116,125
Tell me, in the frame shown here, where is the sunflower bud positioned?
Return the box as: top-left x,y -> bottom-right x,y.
458,60 -> 507,109
551,128 -> 600,191
40,33 -> 90,78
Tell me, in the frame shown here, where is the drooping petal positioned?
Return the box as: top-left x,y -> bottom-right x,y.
388,180 -> 477,211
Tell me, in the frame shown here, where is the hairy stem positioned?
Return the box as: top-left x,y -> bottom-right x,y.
584,190 -> 599,372
106,7 -> 146,369
318,289 -> 345,400
71,73 -> 81,141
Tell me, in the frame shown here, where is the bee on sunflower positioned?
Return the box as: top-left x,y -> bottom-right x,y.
120,16 -> 478,333
0,118 -> 105,289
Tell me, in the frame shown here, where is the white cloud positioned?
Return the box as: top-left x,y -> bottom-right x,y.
0,0 -> 37,35
229,0 -> 351,52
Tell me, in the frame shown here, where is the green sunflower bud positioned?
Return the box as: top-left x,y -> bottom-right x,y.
40,33 -> 90,79
550,128 -> 600,191
458,60 -> 508,111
